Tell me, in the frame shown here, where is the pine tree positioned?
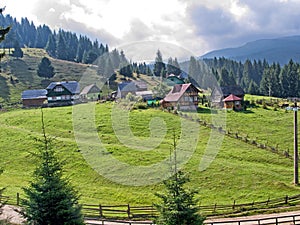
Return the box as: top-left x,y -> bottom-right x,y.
45,34 -> 57,57
11,40 -> 23,59
154,170 -> 205,225
0,13 -> 10,66
154,134 -> 204,225
37,57 -> 55,79
22,112 -> 84,225
153,50 -> 166,77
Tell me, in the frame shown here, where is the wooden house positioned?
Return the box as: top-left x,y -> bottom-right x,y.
80,84 -> 101,101
116,81 -> 148,98
223,94 -> 242,110
46,81 -> 80,106
21,89 -> 47,108
211,86 -> 245,108
161,83 -> 200,110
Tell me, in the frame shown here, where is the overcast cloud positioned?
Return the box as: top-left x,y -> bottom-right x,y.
2,0 -> 300,58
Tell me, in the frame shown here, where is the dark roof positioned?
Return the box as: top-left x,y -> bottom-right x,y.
133,80 -> 147,90
21,89 -> 47,100
164,83 -> 195,102
223,94 -> 242,102
80,84 -> 100,95
221,86 -> 245,97
47,81 -> 80,94
118,82 -> 138,92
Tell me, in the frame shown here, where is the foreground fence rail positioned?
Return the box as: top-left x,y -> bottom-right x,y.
82,194 -> 300,220
204,213 -> 300,225
3,193 -> 300,222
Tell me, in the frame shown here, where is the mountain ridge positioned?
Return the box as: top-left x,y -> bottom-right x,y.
200,35 -> 300,65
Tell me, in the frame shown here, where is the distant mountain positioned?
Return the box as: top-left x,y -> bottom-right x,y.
200,35 -> 300,65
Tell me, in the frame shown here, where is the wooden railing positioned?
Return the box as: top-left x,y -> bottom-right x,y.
3,193 -> 300,221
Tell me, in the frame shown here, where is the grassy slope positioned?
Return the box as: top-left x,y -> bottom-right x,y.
0,103 -> 299,206
0,48 -> 99,104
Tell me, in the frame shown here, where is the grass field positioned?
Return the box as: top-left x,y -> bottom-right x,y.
0,48 -> 99,104
0,102 -> 299,206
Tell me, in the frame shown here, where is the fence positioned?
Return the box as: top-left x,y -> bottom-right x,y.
2,193 -> 300,221
204,213 -> 300,225
81,194 -> 300,220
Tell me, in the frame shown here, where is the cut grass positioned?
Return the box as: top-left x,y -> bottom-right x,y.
0,103 -> 299,207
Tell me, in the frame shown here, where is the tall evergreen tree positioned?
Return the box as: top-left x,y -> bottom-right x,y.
22,112 -> 84,225
37,57 -> 55,79
155,170 -> 204,225
56,31 -> 68,60
153,49 -> 166,77
45,34 -> 56,57
11,40 -> 23,59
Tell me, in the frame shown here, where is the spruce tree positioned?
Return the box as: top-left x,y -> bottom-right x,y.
153,50 -> 166,77
0,7 -> 10,67
22,112 -> 84,225
11,40 -> 23,59
154,135 -> 205,225
37,57 -> 55,79
154,170 -> 205,225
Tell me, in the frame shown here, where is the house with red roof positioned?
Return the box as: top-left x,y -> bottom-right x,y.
161,83 -> 200,111
223,94 -> 242,110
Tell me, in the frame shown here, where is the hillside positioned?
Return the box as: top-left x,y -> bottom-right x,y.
0,102 -> 299,206
0,48 -> 100,104
201,35 -> 300,65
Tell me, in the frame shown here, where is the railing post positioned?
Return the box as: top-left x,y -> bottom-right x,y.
232,200 -> 236,209
99,204 -> 103,218
127,204 -> 131,219
16,192 -> 20,206
285,195 -> 289,204
213,203 -> 217,212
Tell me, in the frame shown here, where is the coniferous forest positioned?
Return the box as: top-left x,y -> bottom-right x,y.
1,13 -> 299,98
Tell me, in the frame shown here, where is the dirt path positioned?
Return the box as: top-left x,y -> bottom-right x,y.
0,205 -> 25,224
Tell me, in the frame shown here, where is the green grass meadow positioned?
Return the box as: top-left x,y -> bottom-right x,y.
0,102 -> 299,206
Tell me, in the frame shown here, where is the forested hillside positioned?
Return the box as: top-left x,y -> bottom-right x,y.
0,14 -> 111,64
186,56 -> 300,98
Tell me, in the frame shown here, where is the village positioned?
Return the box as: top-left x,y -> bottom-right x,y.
20,74 -> 246,112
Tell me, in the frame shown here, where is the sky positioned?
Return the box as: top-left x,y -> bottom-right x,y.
2,0 -> 300,60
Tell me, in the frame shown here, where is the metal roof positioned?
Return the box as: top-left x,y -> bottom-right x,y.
21,89 -> 47,100
80,84 -> 100,95
47,81 -> 80,94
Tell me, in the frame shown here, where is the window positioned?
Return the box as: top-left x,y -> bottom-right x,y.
54,86 -> 63,92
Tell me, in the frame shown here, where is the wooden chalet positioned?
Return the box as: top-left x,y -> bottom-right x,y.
211,86 -> 245,108
116,81 -> 148,98
161,83 -> 200,111
46,81 -> 80,106
223,94 -> 242,110
80,84 -> 101,101
21,89 -> 47,108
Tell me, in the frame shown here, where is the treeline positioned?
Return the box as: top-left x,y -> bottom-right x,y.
188,56 -> 300,98
0,14 -> 116,64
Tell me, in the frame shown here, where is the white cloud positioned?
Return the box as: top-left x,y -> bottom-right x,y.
2,0 -> 300,57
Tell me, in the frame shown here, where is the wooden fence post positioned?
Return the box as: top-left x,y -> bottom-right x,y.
213,203 -> 217,212
99,204 -> 103,218
16,192 -> 20,206
232,200 -> 236,209
285,195 -> 289,204
127,204 -> 131,219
